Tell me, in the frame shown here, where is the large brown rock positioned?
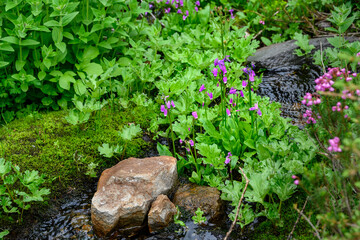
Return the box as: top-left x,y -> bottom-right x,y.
91,156 -> 177,237
173,184 -> 224,223
148,194 -> 177,233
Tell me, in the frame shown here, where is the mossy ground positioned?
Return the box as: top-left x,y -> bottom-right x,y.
0,103 -> 157,197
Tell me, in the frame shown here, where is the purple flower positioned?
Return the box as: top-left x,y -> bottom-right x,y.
161,105 -> 168,116
166,0 -> 170,4
199,84 -> 206,92
177,9 -> 182,14
208,92 -> 213,100
175,3 -> 178,8
180,0 -> 184,7
189,139 -> 194,147
165,8 -> 171,13
195,1 -> 200,6
179,139 -> 183,144
229,9 -> 234,19
238,90 -> 244,97
226,108 -> 231,117
219,64 -> 227,75
214,58 -> 219,66
229,98 -> 233,105
249,103 -> 262,116
229,87 -> 236,94
149,4 -> 153,8
186,10 -> 189,16
242,80 -> 247,88
166,101 -> 171,109
195,6 -> 198,12
328,137 -> 341,152
171,100 -> 175,108
212,68 -> 218,77
192,111 -> 198,119
188,127 -> 191,131
225,152 -> 232,164
223,76 -> 227,84
183,15 -> 187,20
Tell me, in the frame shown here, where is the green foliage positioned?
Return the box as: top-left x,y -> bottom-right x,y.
192,207 -> 207,225
0,158 -> 50,223
293,32 -> 315,57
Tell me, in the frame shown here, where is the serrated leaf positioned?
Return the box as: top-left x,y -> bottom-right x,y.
119,124 -> 142,141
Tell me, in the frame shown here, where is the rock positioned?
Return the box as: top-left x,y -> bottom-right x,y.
173,184 -> 224,223
91,156 -> 177,237
248,36 -> 359,69
148,194 -> 177,233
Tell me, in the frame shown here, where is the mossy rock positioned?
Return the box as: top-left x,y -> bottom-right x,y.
0,104 -> 157,197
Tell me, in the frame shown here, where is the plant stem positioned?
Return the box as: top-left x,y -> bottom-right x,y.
168,111 -> 176,157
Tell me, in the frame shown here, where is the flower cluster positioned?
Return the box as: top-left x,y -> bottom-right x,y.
249,103 -> 262,116
243,67 -> 256,82
328,137 -> 341,152
212,56 -> 230,84
160,96 -> 175,116
303,109 -> 318,124
331,102 -> 349,112
163,0 -> 200,18
301,93 -> 321,106
259,20 -> 265,25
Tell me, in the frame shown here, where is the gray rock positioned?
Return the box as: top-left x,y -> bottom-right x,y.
148,194 -> 177,233
91,156 -> 177,237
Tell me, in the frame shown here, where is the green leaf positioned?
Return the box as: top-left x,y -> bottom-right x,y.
98,143 -> 122,158
0,158 -> 12,178
261,37 -> 272,46
82,62 -> 103,76
63,32 -> 74,40
55,42 -> 66,53
82,46 -> 99,61
38,71 -> 46,80
15,60 -> 26,71
52,27 -> 63,43
59,72 -> 75,90
20,39 -> 40,46
1,36 -> 19,44
0,61 -> 10,68
62,12 -> 79,26
246,172 -> 270,204
0,43 -> 14,51
44,20 -> 60,27
5,0 -> 22,11
41,97 -> 53,106
327,36 -> 343,49
0,230 -> 9,238
157,143 -> 173,157
74,80 -> 87,95
20,82 -> 28,92
200,119 -> 221,140
119,124 -> 142,141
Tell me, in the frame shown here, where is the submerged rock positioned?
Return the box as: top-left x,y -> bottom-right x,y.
173,184 -> 224,223
148,194 -> 177,233
91,156 -> 177,237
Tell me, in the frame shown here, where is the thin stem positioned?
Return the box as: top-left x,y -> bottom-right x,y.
168,111 -> 176,157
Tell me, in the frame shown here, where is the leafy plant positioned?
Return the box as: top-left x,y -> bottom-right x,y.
192,207 -> 207,225
0,158 -> 50,223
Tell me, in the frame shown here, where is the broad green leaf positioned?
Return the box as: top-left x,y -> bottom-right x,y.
55,42 -> 66,53
82,46 -> 99,61
0,158 -> 12,178
1,36 -> 19,44
52,27 -> 63,43
0,61 -> 10,68
82,62 -> 103,76
62,12 -> 79,26
74,80 -> 87,95
261,37 -> 272,46
157,143 -> 173,157
5,0 -> 23,11
0,43 -> 14,51
15,60 -> 26,71
41,97 -> 53,106
20,82 -> 28,92
59,73 -> 75,90
119,124 -> 142,141
44,20 -> 60,27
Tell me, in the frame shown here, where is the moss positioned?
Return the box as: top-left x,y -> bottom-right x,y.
0,104 -> 157,197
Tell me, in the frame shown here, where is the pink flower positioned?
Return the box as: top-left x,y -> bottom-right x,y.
259,20 -> 265,25
212,68 -> 218,77
192,111 -> 198,119
294,180 -> 300,185
225,152 -> 232,164
199,84 -> 206,92
229,87 -> 236,94
189,140 -> 194,147
226,108 -> 231,117
177,9 -> 182,14
292,175 -> 297,179
195,1 -> 200,6
195,6 -> 198,12
229,9 -> 234,19
171,100 -> 175,108
328,137 -> 341,152
179,139 -> 183,144
223,76 -> 227,84
165,8 -> 171,13
161,105 -> 168,116
208,92 -> 213,100
249,103 -> 262,116
242,80 -> 248,88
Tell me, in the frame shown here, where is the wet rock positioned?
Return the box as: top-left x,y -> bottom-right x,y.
173,184 -> 224,223
148,194 -> 177,233
248,36 -> 359,69
91,156 -> 177,237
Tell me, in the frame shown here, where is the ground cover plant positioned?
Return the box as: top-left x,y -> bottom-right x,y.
0,0 -> 359,239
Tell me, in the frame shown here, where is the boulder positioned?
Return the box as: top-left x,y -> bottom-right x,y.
148,194 -> 177,233
91,156 -> 177,237
172,184 -> 224,223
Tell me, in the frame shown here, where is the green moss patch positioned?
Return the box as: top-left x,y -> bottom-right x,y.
0,104 -> 157,197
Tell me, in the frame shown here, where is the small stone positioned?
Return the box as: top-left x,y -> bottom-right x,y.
148,194 -> 177,233
173,184 -> 224,223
